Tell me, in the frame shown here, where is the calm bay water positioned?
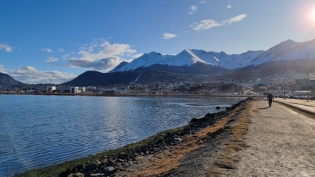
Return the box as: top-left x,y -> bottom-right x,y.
0,94 -> 244,176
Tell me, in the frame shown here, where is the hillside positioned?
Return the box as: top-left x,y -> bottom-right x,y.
0,72 -> 24,86
63,70 -> 197,86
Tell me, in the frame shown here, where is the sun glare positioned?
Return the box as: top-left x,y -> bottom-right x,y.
312,9 -> 315,20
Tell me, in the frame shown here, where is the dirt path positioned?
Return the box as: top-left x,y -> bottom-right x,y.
225,100 -> 315,176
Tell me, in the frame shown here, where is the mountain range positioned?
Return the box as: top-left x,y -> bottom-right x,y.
110,39 -> 315,74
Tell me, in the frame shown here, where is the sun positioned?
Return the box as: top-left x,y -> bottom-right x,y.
312,9 -> 315,20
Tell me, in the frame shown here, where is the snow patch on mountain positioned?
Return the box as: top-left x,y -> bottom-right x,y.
270,39 -> 315,61
159,49 -> 208,66
250,39 -> 302,65
184,50 -> 263,69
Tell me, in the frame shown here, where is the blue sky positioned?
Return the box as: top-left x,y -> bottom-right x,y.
1,0 -> 315,84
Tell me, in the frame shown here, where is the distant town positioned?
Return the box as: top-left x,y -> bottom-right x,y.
1,76 -> 314,99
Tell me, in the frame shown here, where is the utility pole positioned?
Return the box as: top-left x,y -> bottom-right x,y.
307,69 -> 315,102
307,71 -> 309,102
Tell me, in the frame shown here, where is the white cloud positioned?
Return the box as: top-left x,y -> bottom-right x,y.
8,66 -> 76,84
67,39 -> 140,72
68,57 -> 121,71
191,14 -> 247,31
223,14 -> 247,24
162,33 -> 178,39
199,1 -> 206,4
189,5 -> 197,14
0,43 -> 12,52
41,48 -> 52,53
45,57 -> 59,64
62,54 -> 70,60
191,19 -> 222,31
132,53 -> 143,58
227,5 -> 232,8
59,48 -> 64,52
0,65 -> 5,73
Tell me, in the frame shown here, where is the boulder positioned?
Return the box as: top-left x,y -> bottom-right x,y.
118,153 -> 129,160
104,166 -> 116,175
84,163 -> 97,172
67,172 -> 84,177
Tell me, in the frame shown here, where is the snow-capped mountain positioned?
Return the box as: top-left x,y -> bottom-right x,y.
248,39 -> 315,66
109,49 -> 263,73
249,39 -> 302,65
190,50 -> 264,69
109,39 -> 315,73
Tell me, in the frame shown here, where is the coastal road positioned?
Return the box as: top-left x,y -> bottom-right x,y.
226,99 -> 315,176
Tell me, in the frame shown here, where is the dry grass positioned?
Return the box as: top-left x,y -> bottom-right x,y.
132,107 -> 244,177
207,101 -> 252,176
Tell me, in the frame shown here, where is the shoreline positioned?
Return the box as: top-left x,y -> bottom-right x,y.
0,92 -> 249,98
14,97 -> 250,177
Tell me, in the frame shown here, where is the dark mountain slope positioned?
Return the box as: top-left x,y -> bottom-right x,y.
0,72 -> 24,86
63,71 -> 196,86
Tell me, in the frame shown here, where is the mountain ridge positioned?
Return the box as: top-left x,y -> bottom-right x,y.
110,39 -> 315,73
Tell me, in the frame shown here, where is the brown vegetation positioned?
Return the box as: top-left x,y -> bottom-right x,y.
206,101 -> 252,176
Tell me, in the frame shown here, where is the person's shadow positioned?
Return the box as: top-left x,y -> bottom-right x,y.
259,107 -> 270,109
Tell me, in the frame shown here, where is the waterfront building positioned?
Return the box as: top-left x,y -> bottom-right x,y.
70,87 -> 85,93
47,86 -> 56,92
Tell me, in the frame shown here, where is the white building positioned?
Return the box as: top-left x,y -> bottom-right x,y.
47,86 -> 56,92
293,91 -> 311,96
70,87 -> 86,93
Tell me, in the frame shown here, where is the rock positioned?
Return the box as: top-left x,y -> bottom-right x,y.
70,164 -> 83,173
226,107 -> 232,111
190,117 -> 198,122
90,168 -> 102,173
118,153 -> 129,160
67,172 -> 84,177
115,158 -> 125,163
173,137 -> 182,143
90,168 -> 102,176
216,106 -> 220,109
104,166 -> 116,175
59,170 -> 70,177
98,162 -> 105,168
205,113 -> 215,118
84,163 -> 97,172
107,159 -> 115,166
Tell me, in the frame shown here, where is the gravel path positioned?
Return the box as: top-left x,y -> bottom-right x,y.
226,100 -> 315,176
115,99 -> 315,177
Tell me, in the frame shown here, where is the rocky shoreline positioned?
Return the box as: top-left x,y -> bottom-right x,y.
15,98 -> 250,177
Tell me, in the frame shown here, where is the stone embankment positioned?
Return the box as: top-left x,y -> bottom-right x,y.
15,98 -> 250,177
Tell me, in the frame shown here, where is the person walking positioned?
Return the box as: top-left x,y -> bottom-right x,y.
267,92 -> 274,107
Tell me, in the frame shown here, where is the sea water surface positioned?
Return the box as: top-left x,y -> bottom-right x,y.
0,94 -> 245,176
